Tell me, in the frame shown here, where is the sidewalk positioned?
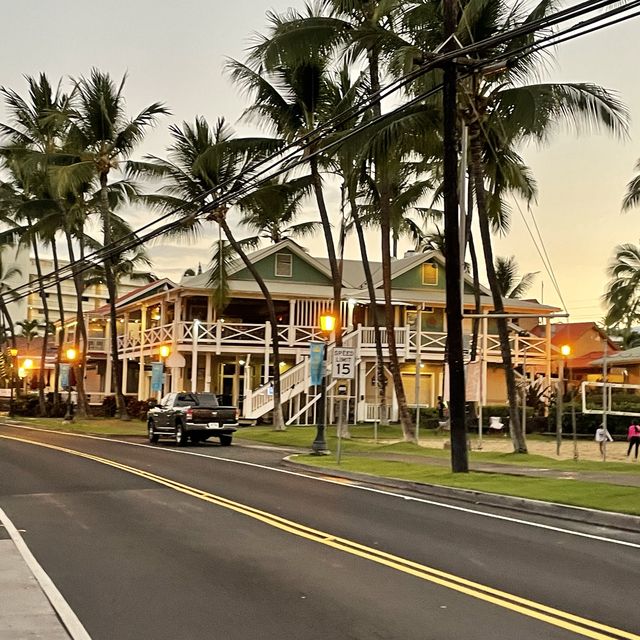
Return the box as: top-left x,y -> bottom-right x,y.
0,508 -> 89,640
0,535 -> 70,639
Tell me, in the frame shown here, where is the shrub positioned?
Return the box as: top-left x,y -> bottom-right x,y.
102,395 -> 117,417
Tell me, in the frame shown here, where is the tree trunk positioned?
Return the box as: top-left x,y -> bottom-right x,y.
64,228 -> 89,418
309,156 -> 343,346
380,179 -> 415,441
469,124 -> 527,453
100,174 -> 129,420
29,232 -> 49,416
217,215 -> 285,431
349,188 -> 387,424
51,241 -> 64,412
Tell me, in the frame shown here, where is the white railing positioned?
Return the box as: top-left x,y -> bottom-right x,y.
364,403 -> 390,422
111,320 -> 549,366
144,324 -> 173,346
246,358 -> 311,418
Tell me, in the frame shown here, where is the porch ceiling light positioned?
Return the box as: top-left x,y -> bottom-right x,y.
23,358 -> 34,370
560,345 -> 571,357
9,348 -> 18,357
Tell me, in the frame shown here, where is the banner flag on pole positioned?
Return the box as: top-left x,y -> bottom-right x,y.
151,362 -> 164,392
309,342 -> 325,387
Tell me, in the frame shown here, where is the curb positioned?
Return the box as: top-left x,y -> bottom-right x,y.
281,458 -> 640,533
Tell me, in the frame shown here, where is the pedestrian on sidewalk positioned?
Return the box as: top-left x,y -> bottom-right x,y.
626,421 -> 640,461
595,424 -> 613,461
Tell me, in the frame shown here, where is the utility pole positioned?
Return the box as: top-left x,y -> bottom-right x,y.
442,0 -> 468,473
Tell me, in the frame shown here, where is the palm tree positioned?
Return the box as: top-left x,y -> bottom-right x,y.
227,50 -> 345,344
63,69 -> 168,419
604,242 -> 640,347
237,175 -> 319,244
393,0 -> 628,452
495,256 -> 538,299
250,1 -> 426,440
622,160 -> 640,212
129,116 -> 288,430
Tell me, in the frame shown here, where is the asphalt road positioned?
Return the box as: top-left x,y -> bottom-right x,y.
1,422 -> 639,640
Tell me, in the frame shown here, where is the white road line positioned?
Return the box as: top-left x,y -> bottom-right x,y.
0,507 -> 92,640
2,422 -> 640,550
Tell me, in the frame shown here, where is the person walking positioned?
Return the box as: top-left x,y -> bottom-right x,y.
626,421 -> 640,461
595,424 -> 613,461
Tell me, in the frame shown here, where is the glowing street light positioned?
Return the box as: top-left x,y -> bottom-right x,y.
159,345 -> 170,359
64,348 -> 78,421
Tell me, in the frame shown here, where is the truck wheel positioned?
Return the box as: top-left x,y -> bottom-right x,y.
148,421 -> 159,444
191,433 -> 202,444
219,435 -> 232,447
175,423 -> 188,446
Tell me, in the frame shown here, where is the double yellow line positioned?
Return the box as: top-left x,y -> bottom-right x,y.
2,433 -> 638,640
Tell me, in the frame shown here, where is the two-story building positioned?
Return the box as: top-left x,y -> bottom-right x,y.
66,239 -> 559,424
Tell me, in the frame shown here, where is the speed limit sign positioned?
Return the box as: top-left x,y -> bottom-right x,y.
333,347 -> 355,379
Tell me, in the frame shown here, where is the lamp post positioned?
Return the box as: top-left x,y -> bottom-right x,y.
561,344 -> 578,461
556,345 -> 570,456
8,347 -> 18,417
64,347 -> 77,421
311,313 -> 335,455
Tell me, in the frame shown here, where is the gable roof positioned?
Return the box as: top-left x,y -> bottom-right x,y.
532,322 -> 618,351
591,345 -> 640,366
89,278 -> 177,315
181,238 -> 342,289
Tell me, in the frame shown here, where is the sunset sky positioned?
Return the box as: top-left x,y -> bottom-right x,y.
2,1 -> 639,323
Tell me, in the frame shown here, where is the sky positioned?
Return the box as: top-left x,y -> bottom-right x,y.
1,1 -> 639,323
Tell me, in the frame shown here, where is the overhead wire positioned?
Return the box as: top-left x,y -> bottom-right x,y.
2,0 -> 637,306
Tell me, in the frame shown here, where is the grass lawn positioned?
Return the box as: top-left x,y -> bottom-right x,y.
296,456 -> 640,515
6,416 -> 147,437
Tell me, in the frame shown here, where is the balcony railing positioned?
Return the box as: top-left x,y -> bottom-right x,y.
111,320 -> 548,362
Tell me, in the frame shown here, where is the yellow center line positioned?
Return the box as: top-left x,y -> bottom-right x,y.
3,434 -> 638,640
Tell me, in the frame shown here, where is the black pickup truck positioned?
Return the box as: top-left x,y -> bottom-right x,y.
147,392 -> 239,446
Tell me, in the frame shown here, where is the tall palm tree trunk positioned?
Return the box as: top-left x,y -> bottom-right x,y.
51,241 -> 65,411
100,174 -> 129,420
309,156 -> 343,345
380,183 -> 415,441
366,46 -> 414,439
469,124 -> 526,453
349,190 -> 387,421
216,215 -> 285,430
64,228 -> 89,418
29,236 -> 49,416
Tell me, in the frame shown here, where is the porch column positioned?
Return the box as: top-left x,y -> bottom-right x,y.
138,305 -> 147,400
288,299 -> 296,346
357,360 -> 367,422
390,371 -> 399,422
204,353 -> 212,392
121,357 -> 128,395
191,320 -> 199,392
263,321 -> 271,384
104,321 -> 112,395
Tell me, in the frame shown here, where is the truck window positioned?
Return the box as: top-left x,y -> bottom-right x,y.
195,393 -> 219,407
175,394 -> 197,407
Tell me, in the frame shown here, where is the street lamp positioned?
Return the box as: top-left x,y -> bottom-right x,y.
8,348 -> 18,417
311,313 -> 336,455
156,345 -> 170,399
555,345 -> 570,456
561,344 -> 578,461
64,347 -> 77,421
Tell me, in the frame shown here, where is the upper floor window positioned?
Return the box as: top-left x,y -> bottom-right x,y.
421,263 -> 438,286
275,253 -> 293,277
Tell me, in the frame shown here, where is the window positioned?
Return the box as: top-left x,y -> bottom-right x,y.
81,296 -> 89,302
421,263 -> 438,286
275,252 -> 293,277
